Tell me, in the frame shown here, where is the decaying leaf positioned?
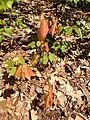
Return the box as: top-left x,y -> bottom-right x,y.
14,63 -> 35,80
37,19 -> 49,42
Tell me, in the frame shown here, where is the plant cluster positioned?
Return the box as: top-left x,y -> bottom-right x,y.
0,0 -> 19,12
1,0 -> 90,111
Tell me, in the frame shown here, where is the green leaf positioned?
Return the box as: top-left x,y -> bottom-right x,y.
17,56 -> 25,65
40,58 -> 43,64
87,33 -> 90,38
6,0 -> 13,9
74,28 -> 82,39
28,41 -> 36,49
14,0 -> 19,3
49,52 -> 56,63
74,0 -> 79,4
76,21 -> 81,26
9,67 -> 16,77
86,0 -> 90,2
6,58 -> 15,71
0,36 -> 3,42
42,51 -> 48,64
3,32 -> 11,37
5,28 -> 12,34
0,28 -> 4,32
36,41 -> 41,47
51,42 -> 60,51
59,26 -> 64,34
61,45 -> 67,53
0,19 -> 2,24
3,11 -> 11,14
65,26 -> 73,36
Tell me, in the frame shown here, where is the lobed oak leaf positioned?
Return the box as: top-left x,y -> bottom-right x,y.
37,20 -> 49,42
51,17 -> 58,37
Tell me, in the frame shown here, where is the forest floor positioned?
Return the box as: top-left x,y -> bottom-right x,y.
0,0 -> 90,120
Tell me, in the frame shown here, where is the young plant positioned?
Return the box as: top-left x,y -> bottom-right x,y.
0,0 -> 19,12
37,16 -> 58,52
0,27 -> 13,42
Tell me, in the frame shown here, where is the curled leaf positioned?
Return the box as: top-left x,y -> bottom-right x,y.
37,20 -> 49,42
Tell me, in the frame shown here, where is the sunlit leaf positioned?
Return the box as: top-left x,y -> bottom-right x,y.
6,58 -> 15,71
6,0 -> 13,9
61,45 -> 67,53
28,41 -> 36,49
49,52 -> 56,63
87,33 -> 90,38
4,28 -> 13,34
51,42 -> 60,50
3,32 -> 11,37
76,21 -> 81,26
9,67 -> 16,77
59,26 -> 64,34
17,56 -> 25,65
36,41 -> 41,47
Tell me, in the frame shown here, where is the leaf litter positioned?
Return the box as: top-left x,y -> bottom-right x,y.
0,0 -> 90,120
